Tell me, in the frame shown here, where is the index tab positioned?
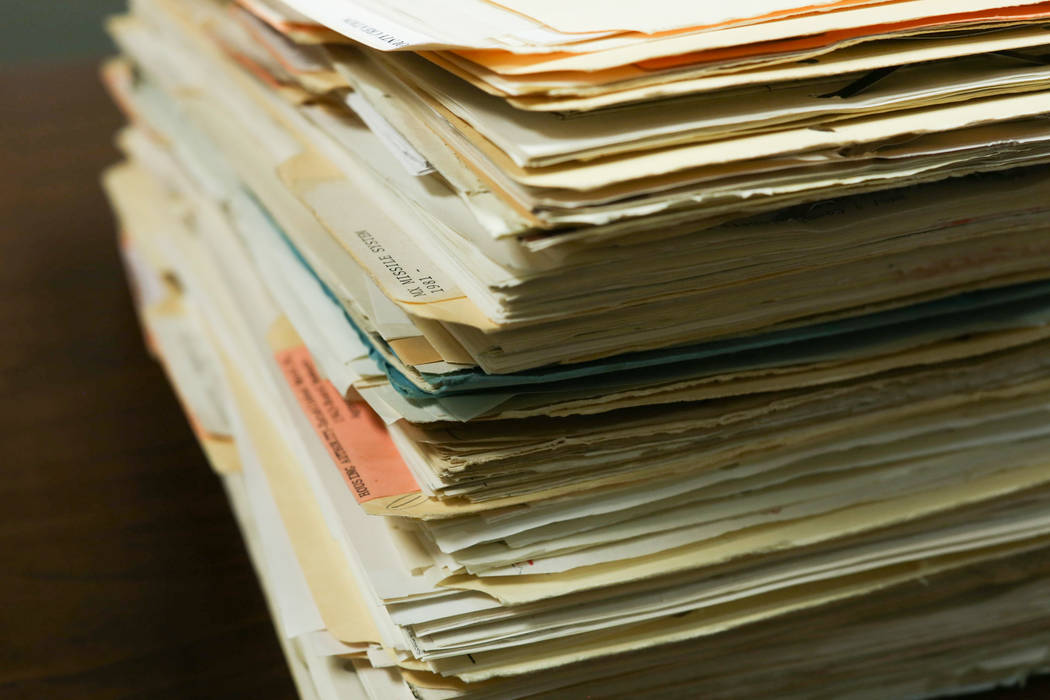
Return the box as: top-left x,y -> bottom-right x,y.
277,344 -> 421,502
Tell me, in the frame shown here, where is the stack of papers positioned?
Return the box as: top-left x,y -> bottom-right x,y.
101,0 -> 1050,697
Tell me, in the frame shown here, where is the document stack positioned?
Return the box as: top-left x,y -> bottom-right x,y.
102,0 -> 1050,697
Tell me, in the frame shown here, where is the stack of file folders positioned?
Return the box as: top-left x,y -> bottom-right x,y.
101,0 -> 1050,697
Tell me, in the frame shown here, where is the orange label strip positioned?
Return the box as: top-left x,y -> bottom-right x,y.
277,345 -> 420,503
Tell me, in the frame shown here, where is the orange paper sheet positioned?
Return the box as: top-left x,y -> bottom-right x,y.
639,2 -> 1050,70
457,2 -> 1050,75
490,0 -> 890,36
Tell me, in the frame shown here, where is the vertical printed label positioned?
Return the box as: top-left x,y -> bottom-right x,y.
277,345 -> 420,502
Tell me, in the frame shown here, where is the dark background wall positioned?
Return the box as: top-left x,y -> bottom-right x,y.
0,1 -> 126,64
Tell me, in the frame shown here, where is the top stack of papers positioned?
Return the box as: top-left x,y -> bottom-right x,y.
102,0 -> 1050,697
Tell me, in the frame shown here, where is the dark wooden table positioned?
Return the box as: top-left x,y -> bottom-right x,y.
0,62 -> 297,700
1,60 -> 1047,700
